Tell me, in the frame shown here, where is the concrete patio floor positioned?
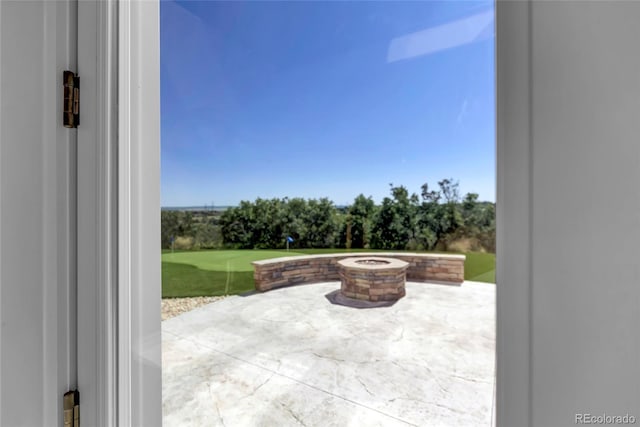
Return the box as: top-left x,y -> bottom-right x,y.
162,281 -> 496,427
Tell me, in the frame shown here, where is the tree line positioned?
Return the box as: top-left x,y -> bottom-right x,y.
161,179 -> 495,253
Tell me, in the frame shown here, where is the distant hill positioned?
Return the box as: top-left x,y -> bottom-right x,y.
161,206 -> 234,212
162,204 -> 352,212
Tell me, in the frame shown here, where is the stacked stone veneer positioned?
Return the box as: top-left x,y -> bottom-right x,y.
339,257 -> 408,302
252,252 -> 465,292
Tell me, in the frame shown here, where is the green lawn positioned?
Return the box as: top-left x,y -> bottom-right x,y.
462,252 -> 497,282
162,249 -> 495,298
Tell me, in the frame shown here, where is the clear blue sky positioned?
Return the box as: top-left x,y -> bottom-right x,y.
161,0 -> 495,207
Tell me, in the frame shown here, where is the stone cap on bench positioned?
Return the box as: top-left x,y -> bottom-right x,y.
252,252 -> 466,292
252,252 -> 465,266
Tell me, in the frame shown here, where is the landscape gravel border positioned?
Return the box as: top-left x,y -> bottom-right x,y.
161,296 -> 229,321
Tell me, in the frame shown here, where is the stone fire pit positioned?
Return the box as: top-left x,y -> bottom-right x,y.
338,257 -> 409,302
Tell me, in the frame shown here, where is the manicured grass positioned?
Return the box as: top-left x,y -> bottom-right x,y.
462,251 -> 496,283
162,249 -> 298,272
162,262 -> 254,297
161,249 -> 496,298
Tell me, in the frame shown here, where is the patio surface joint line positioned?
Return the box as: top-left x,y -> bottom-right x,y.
163,329 -> 419,427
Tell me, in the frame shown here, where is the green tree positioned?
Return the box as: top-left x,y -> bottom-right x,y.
415,180 -> 464,250
214,178 -> 495,253
460,192 -> 484,237
348,194 -> 376,248
193,219 -> 222,249
370,185 -> 418,250
250,198 -> 283,248
219,201 -> 255,248
302,198 -> 338,248
161,211 -> 179,249
282,197 -> 308,247
160,210 -> 195,249
370,196 -> 395,249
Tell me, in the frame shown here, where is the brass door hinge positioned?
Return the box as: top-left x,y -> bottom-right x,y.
63,390 -> 80,427
63,71 -> 80,128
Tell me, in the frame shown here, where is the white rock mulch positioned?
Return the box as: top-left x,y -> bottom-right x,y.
161,296 -> 229,321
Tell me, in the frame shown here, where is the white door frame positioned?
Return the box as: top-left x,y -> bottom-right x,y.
77,0 -> 119,425
79,0 -> 161,424
85,0 -> 534,425
495,2 -> 531,426
117,0 -> 162,425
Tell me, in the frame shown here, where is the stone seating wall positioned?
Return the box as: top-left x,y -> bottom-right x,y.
252,252 -> 465,292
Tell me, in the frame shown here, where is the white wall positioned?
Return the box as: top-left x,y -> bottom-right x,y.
498,2 -> 640,426
0,1 -> 76,425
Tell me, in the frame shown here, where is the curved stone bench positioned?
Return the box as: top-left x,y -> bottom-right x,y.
252,252 -> 465,292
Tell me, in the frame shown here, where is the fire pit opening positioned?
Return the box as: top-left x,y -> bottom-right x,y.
355,259 -> 390,265
337,257 -> 408,303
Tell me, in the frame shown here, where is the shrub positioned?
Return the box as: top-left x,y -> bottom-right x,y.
194,223 -> 222,249
173,236 -> 195,250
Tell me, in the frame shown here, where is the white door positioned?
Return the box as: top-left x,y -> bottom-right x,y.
0,0 -> 78,425
111,2 -> 640,426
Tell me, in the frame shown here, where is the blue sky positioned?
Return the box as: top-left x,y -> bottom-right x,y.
161,0 -> 495,207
